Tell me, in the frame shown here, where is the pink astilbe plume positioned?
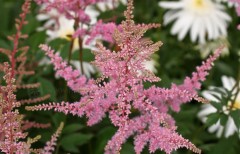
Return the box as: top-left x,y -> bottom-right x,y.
41,122 -> 64,154
27,0 -> 223,153
35,0 -> 118,74
35,0 -> 104,21
0,63 -> 30,153
34,0 -> 117,42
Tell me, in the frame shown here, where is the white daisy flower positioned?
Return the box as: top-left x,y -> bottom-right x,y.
198,76 -> 240,138
37,5 -> 100,77
95,0 -> 127,12
159,0 -> 231,44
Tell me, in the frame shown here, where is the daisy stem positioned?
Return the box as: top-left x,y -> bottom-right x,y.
73,17 -> 84,75
64,37 -> 74,102
78,35 -> 84,75
67,37 -> 74,64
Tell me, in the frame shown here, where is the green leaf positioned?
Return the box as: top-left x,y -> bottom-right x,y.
62,123 -> 85,134
210,101 -> 222,111
230,110 -> 240,130
206,113 -> 220,127
60,133 -> 93,153
52,113 -> 66,127
220,114 -> 228,126
121,143 -> 135,154
60,42 -> 71,59
209,136 -> 238,154
48,38 -> 68,50
94,126 -> 116,154
72,48 -> 94,62
27,31 -> 47,52
37,77 -> 56,101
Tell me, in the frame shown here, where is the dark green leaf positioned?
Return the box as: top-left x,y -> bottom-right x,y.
62,123 -> 85,134
61,133 -> 93,153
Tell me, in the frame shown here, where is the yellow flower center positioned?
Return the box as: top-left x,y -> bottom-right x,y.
227,99 -> 240,111
188,0 -> 213,12
59,31 -> 79,50
194,0 -> 204,7
232,100 -> 240,110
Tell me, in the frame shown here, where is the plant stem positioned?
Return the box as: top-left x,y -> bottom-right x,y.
78,36 -> 84,75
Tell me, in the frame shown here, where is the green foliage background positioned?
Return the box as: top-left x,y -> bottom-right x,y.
0,0 -> 240,153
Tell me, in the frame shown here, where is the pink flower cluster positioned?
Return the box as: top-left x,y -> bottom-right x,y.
35,0 -> 117,51
35,0 -> 103,21
27,0 -> 223,153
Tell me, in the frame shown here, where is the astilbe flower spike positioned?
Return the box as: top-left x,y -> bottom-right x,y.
0,63 -> 30,153
27,0 -> 223,153
35,0 -> 119,75
0,0 -> 50,104
41,122 -> 64,154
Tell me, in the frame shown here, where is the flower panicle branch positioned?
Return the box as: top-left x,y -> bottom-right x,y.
22,120 -> 51,131
26,0 -> 223,153
0,0 -> 50,105
0,63 -> 31,154
41,122 -> 64,154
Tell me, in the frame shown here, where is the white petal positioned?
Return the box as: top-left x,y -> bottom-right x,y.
37,14 -> 50,21
216,124 -> 224,138
208,120 -> 221,133
178,14 -> 194,40
224,117 -> 237,137
202,90 -> 220,102
199,19 -> 206,44
198,104 -> 217,120
159,1 -> 184,9
163,10 -> 181,25
190,17 -> 201,42
221,76 -> 236,91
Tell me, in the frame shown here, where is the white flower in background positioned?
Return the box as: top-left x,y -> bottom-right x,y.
96,0 -> 127,12
70,60 -> 96,77
198,76 -> 240,138
195,36 -> 229,58
37,13 -> 97,77
39,57 -> 95,78
37,1 -> 158,75
144,59 -> 158,73
159,0 -> 231,44
37,5 -> 100,77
